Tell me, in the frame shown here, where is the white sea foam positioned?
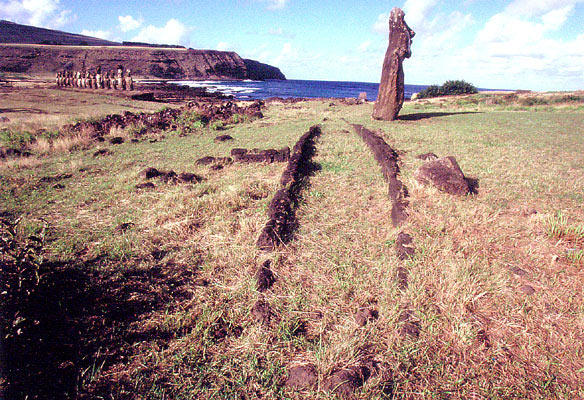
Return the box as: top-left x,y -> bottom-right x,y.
171,80 -> 260,96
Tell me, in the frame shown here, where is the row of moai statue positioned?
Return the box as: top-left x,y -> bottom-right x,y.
56,66 -> 133,90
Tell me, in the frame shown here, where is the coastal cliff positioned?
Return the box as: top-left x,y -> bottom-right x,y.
0,20 -> 286,81
0,45 -> 286,80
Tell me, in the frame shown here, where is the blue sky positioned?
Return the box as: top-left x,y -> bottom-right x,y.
1,0 -> 584,90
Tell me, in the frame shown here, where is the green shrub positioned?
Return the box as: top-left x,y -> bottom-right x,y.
417,80 -> 478,99
551,94 -> 584,104
0,215 -> 48,291
519,97 -> 549,106
231,114 -> 249,124
174,110 -> 207,134
125,122 -> 147,137
416,85 -> 442,99
210,120 -> 225,131
0,129 -> 34,149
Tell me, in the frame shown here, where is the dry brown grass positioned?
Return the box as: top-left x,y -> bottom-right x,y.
1,93 -> 583,399
30,127 -> 95,155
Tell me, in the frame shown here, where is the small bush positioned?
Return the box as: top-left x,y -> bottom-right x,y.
231,114 -> 248,124
551,94 -> 584,104
417,80 -> 478,99
210,120 -> 225,131
520,97 -> 549,106
545,211 -> 584,244
0,129 -> 34,149
174,110 -> 207,134
125,122 -> 148,137
0,215 -> 48,300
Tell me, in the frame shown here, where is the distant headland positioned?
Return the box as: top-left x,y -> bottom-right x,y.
0,20 -> 286,81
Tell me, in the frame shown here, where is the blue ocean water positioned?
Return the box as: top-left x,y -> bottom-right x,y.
169,79 -> 429,101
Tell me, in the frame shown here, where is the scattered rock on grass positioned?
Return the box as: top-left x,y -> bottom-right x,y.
177,172 -> 202,183
256,260 -> 276,292
158,170 -> 177,183
286,365 -> 318,390
251,299 -> 273,325
115,222 -> 135,233
93,149 -> 112,157
109,137 -> 124,145
0,116 -> 10,123
395,232 -> 415,260
231,147 -> 290,163
196,156 -> 233,166
510,266 -> 527,276
520,285 -> 536,295
135,182 -> 155,190
355,307 -> 379,327
414,156 -> 470,195
212,318 -> 243,340
391,200 -> 409,227
139,167 -> 162,179
214,135 -> 233,142
398,309 -> 420,338
323,366 -> 371,399
196,156 -> 216,165
39,173 -> 73,183
139,168 -> 202,184
396,266 -> 408,290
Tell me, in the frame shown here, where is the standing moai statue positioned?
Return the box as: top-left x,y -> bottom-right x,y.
116,65 -> 124,90
91,71 -> 97,89
112,71 -> 118,90
125,70 -> 133,91
96,67 -> 103,89
372,8 -> 415,121
104,71 -> 111,89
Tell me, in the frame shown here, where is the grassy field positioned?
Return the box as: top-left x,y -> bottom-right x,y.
1,86 -> 583,399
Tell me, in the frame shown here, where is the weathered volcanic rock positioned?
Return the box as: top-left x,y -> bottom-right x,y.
355,307 -> 379,327
214,134 -> 233,142
286,365 -> 318,390
372,8 -> 415,121
251,299 -> 273,325
256,260 -> 276,292
323,366 -> 371,399
414,156 -> 470,195
231,147 -> 290,163
395,232 -> 415,260
139,167 -> 162,179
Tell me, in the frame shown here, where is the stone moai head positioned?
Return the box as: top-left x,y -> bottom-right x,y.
389,7 -> 415,59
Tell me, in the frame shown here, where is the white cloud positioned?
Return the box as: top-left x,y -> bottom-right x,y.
118,15 -> 143,32
541,6 -> 574,30
256,0 -> 288,10
505,0 -> 584,17
373,13 -> 390,34
404,3 -> 584,90
80,29 -> 113,41
216,41 -> 232,51
0,0 -> 75,28
272,42 -> 297,65
267,27 -> 296,38
403,0 -> 439,28
131,19 -> 190,45
358,40 -> 371,52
